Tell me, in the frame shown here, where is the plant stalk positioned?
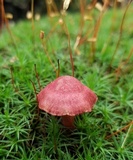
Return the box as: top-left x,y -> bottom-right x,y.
62,115 -> 75,129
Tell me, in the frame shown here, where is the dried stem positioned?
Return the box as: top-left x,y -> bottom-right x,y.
110,0 -> 132,67
60,16 -> 74,77
34,64 -> 41,90
30,80 -> 38,101
115,47 -> 133,79
45,0 -> 58,17
56,59 -> 60,78
87,0 -> 97,10
79,0 -> 86,35
121,121 -> 133,148
30,79 -> 40,116
40,31 -> 56,72
106,121 -> 133,139
10,67 -> 29,109
90,0 -> 109,62
122,47 -> 133,65
46,21 -> 59,41
0,0 -> 4,30
1,0 -> 18,54
10,67 -> 18,92
31,0 -> 35,49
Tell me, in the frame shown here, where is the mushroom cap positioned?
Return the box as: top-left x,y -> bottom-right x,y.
37,75 -> 98,116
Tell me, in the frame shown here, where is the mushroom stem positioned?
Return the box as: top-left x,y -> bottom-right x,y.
61,115 -> 75,129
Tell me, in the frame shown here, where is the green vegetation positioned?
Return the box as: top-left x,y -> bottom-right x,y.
0,4 -> 133,160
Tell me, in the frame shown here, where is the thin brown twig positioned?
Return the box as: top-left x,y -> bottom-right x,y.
31,0 -> 35,48
10,67 -> 18,92
40,31 -> 56,72
121,122 -> 133,148
45,0 -> 59,17
106,120 -> 133,139
90,0 -> 109,61
87,0 -> 97,10
9,67 -> 30,107
0,0 -> 4,30
34,64 -> 41,90
30,80 -> 38,101
110,0 -> 132,67
1,0 -> 18,54
78,0 -> 86,36
30,79 -> 40,116
123,47 -> 133,65
60,16 -> 74,77
45,21 -> 59,41
56,59 -> 60,78
115,47 -> 133,79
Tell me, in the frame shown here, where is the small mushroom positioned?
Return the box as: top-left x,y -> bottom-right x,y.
37,75 -> 97,128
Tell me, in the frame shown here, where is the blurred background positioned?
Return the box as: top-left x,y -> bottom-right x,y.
3,0 -> 129,21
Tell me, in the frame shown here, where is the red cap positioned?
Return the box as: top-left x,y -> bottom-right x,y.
37,76 -> 97,116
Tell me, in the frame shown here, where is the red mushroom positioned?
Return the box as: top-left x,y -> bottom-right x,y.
37,75 -> 98,128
